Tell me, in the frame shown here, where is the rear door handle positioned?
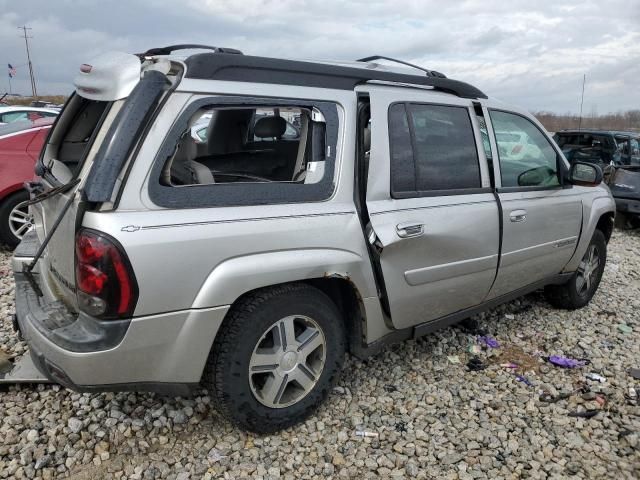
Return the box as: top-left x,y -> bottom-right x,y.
509,209 -> 527,223
396,222 -> 424,238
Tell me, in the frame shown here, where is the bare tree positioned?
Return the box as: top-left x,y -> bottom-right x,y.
534,110 -> 640,133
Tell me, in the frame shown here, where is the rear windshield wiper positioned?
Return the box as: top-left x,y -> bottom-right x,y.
22,178 -> 81,296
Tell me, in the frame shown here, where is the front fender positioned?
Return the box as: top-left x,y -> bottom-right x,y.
192,248 -> 375,308
563,192 -> 615,273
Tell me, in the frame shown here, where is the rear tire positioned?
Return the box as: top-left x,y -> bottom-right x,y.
203,283 -> 346,433
544,229 -> 607,309
0,190 -> 32,248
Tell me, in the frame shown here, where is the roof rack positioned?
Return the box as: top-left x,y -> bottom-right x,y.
183,53 -> 487,99
140,44 -> 243,57
357,55 -> 447,78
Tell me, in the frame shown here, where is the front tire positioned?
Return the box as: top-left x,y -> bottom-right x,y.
204,283 -> 346,433
0,190 -> 32,248
545,229 -> 607,309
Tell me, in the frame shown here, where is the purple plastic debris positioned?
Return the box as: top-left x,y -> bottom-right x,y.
516,375 -> 533,386
547,355 -> 587,368
478,336 -> 500,348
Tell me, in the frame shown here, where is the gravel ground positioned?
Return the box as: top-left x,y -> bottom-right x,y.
1,229 -> 639,479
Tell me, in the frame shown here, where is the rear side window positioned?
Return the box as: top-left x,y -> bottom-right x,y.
161,105 -> 320,186
389,103 -> 481,197
148,96 -> 339,208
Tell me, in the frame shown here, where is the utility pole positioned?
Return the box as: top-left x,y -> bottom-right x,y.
18,25 -> 37,98
577,73 -> 586,131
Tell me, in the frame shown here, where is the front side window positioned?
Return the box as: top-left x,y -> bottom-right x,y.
389,103 -> 481,196
490,111 -> 560,188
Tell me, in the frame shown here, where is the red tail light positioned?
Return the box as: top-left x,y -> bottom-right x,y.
75,229 -> 138,319
511,144 -> 523,155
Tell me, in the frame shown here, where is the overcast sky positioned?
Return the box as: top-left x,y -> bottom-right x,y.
1,0 -> 638,113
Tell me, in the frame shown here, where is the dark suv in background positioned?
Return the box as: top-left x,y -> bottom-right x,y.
554,130 -> 640,227
553,130 -> 639,167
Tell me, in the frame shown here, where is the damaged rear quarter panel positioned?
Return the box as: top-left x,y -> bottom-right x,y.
191,248 -> 369,308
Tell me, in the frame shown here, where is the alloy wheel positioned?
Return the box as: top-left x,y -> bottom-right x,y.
249,315 -> 326,408
8,201 -> 33,240
576,244 -> 600,296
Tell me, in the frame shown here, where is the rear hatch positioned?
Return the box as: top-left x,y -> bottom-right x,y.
31,96 -> 119,310
29,51 -> 170,312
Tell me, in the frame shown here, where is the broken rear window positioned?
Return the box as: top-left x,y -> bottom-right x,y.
161,105 -> 324,186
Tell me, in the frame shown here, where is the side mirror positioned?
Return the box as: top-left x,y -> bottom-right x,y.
569,161 -> 603,186
517,166 -> 556,187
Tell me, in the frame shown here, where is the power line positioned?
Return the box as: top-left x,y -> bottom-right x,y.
18,25 -> 37,97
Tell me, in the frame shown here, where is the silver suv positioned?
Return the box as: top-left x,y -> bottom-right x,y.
12,46 -> 615,432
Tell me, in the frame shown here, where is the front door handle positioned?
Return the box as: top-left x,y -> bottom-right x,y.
396,222 -> 424,238
509,209 -> 527,223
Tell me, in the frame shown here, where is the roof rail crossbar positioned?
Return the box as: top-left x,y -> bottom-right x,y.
357,55 -> 447,78
141,44 -> 243,57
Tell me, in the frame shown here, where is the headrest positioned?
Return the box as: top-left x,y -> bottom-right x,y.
254,116 -> 286,138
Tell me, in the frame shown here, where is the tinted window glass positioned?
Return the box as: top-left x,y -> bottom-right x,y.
389,103 -> 481,195
490,111 -> 560,188
389,103 -> 415,193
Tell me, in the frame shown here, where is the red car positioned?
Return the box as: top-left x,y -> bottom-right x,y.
0,118 -> 54,247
